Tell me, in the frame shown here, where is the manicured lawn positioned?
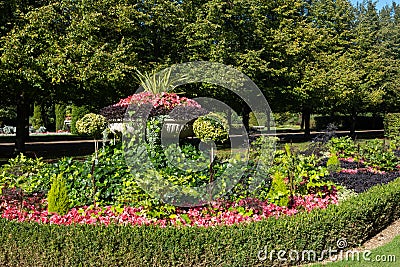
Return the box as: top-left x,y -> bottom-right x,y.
312,235 -> 400,266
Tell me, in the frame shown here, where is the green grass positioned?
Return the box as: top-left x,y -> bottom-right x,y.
312,235 -> 400,267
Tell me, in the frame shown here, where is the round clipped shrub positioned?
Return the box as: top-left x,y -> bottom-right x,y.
47,173 -> 70,215
193,113 -> 229,143
76,113 -> 108,139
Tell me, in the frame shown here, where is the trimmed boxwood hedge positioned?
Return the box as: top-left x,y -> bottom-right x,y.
1,178 -> 400,266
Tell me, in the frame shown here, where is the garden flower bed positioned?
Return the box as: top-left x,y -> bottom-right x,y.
1,96 -> 400,266
1,177 -> 400,267
0,190 -> 337,227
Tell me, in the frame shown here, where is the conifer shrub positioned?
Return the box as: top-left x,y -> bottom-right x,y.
267,171 -> 289,206
327,151 -> 341,173
55,104 -> 66,131
31,103 -> 44,130
47,174 -> 70,215
249,112 -> 258,126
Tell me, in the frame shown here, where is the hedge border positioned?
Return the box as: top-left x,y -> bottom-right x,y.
1,178 -> 400,266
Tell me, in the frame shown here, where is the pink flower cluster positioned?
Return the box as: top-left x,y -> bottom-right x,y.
338,157 -> 365,164
338,157 -> 356,163
340,167 -> 386,174
0,193 -> 337,228
114,92 -> 201,110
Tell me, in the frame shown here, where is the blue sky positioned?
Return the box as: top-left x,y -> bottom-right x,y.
350,0 -> 400,10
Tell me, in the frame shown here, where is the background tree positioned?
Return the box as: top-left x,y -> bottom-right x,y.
1,0 -> 400,151
0,0 -> 138,152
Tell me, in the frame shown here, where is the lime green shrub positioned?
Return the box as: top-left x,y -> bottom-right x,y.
76,113 -> 108,139
47,174 -> 70,215
193,113 -> 229,143
249,112 -> 258,126
267,171 -> 289,206
327,152 -> 340,173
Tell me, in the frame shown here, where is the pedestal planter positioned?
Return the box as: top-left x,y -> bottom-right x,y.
163,119 -> 194,139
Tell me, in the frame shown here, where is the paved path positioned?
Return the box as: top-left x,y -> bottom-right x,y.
0,139 -> 99,160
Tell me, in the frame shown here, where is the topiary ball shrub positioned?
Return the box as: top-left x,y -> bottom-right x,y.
47,174 -> 70,216
193,113 -> 229,143
76,113 -> 108,139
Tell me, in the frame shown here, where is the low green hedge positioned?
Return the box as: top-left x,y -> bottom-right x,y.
1,178 -> 400,266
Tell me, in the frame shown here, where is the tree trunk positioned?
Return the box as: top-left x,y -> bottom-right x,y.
242,105 -> 250,133
227,108 -> 232,130
266,110 -> 271,132
15,94 -> 30,154
302,108 -> 311,138
350,111 -> 357,138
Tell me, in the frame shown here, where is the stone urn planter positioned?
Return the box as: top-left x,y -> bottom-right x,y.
163,119 -> 194,139
110,119 -> 195,139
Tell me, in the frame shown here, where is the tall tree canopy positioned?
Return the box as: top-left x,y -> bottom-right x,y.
1,0 -> 399,151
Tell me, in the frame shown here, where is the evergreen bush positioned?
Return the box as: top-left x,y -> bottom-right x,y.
31,103 -> 44,130
47,173 -> 70,215
384,113 -> 400,140
327,152 -> 341,173
55,104 -> 66,131
71,105 -> 90,134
